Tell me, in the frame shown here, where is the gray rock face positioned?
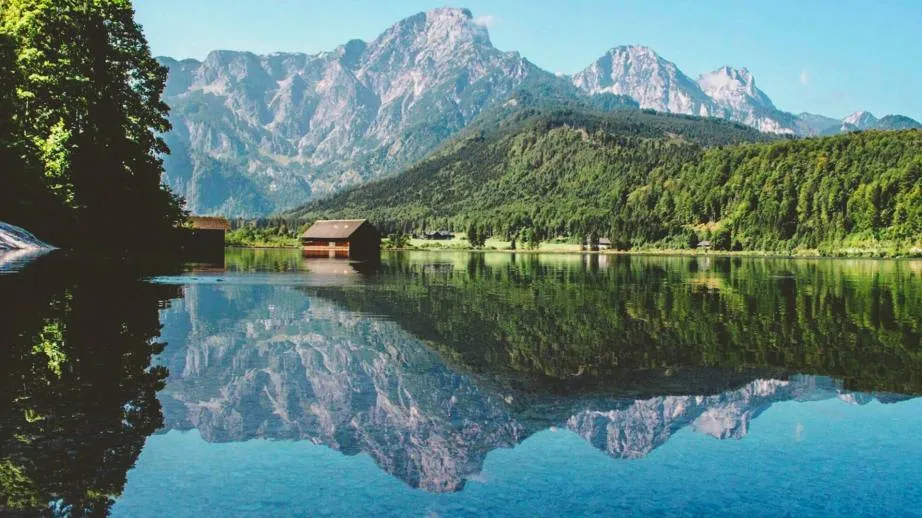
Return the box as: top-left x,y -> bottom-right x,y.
159,8 -> 555,216
842,110 -> 879,130
571,48 -> 922,138
572,48 -> 796,134
573,46 -> 715,117
158,9 -> 920,216
698,66 -> 797,134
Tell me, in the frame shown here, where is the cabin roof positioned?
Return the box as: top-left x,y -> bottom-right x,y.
302,219 -> 370,239
189,216 -> 229,230
698,240 -> 712,247
598,237 -> 612,245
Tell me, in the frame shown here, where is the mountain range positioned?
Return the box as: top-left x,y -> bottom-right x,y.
157,7 -> 921,216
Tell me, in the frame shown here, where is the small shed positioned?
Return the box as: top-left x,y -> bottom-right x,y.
582,236 -> 613,251
697,240 -> 712,250
424,230 -> 453,240
301,219 -> 380,259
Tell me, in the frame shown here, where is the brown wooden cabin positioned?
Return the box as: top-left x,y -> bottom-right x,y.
301,219 -> 380,259
181,216 -> 229,261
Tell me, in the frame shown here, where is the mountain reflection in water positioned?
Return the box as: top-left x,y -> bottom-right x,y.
152,251 -> 922,493
2,250 -> 921,516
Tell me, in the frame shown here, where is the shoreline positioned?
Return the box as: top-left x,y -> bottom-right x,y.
226,245 -> 922,260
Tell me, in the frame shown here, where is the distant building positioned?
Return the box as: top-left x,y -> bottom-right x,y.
424,230 -> 453,240
698,240 -> 712,250
301,219 -> 380,258
189,216 -> 229,231
181,216 -> 228,260
582,236 -> 613,251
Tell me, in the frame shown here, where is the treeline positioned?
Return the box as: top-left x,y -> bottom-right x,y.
285,108 -> 922,255
0,1 -> 184,253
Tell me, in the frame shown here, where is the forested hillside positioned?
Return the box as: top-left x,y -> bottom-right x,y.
289,108 -> 922,255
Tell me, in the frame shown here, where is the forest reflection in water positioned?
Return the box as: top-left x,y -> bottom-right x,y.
2,250 -> 922,515
154,250 -> 922,493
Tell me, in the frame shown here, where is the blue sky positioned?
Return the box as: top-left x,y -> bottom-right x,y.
134,0 -> 922,121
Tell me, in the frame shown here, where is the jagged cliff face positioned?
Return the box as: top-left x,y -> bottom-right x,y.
572,47 -> 797,134
697,66 -> 797,134
154,281 -> 906,493
842,110 -> 879,130
572,46 -> 714,117
570,48 -> 922,136
158,8 -> 921,216
159,8 -> 554,217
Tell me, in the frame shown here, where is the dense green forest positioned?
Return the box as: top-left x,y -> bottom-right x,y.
288,108 -> 922,255
0,0 -> 184,253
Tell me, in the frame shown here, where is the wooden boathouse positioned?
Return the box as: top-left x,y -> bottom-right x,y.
181,216 -> 229,260
301,219 -> 380,259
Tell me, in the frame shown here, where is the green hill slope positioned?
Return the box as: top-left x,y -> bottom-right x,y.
288,108 -> 922,255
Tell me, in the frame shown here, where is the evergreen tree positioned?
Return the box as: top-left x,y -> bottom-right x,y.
466,222 -> 486,248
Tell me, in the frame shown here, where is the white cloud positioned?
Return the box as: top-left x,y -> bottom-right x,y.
799,68 -> 810,86
472,15 -> 497,28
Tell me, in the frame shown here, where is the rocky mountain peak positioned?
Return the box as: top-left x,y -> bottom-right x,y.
705,66 -> 755,91
369,7 -> 491,55
842,110 -> 878,129
699,65 -> 775,110
573,49 -> 798,134
603,45 -> 678,72
722,65 -> 753,83
572,45 -> 714,116
611,44 -> 659,58
158,7 -> 551,216
875,114 -> 922,130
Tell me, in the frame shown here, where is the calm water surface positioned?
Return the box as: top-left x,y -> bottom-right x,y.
2,249 -> 922,516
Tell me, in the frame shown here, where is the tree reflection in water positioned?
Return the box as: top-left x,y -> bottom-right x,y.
153,251 -> 922,493
2,250 -> 921,510
0,255 -> 181,516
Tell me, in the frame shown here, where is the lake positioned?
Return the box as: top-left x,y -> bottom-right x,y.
2,249 -> 922,516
